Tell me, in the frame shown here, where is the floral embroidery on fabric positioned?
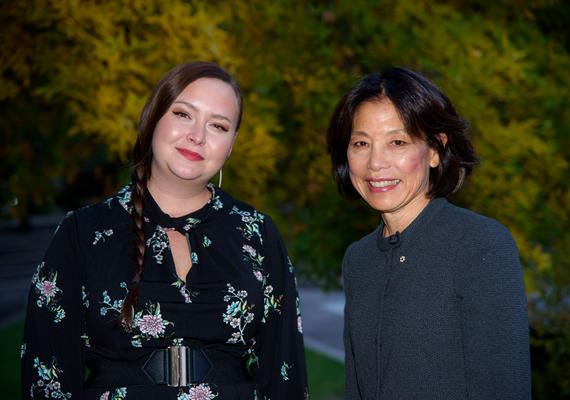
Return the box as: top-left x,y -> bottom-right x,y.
239,242 -> 282,323
21,343 -> 26,359
103,197 -> 113,208
172,338 -> 184,346
147,225 -> 169,264
223,284 -> 255,345
82,285 -> 89,308
100,282 -> 128,316
183,217 -> 201,231
296,297 -> 303,334
131,302 -> 173,347
92,229 -> 114,245
246,338 -> 259,374
32,262 -> 65,323
262,285 -> 282,323
281,361 -> 291,381
209,192 -> 223,211
30,357 -> 72,399
242,244 -> 267,283
99,387 -> 127,400
81,333 -> 91,348
230,206 -> 265,244
177,383 -> 218,400
202,235 -> 212,247
287,256 -> 294,273
172,279 -> 199,303
117,185 -> 133,214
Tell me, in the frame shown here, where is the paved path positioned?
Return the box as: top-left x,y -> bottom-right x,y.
0,215 -> 345,362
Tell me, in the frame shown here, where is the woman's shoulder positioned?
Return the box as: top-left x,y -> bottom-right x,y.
65,185 -> 134,233
216,187 -> 274,227
439,200 -> 516,247
344,226 -> 383,262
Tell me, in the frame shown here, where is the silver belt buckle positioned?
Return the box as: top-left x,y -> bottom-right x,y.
168,345 -> 189,387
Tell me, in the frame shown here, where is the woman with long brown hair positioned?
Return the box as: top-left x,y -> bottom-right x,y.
21,61 -> 308,399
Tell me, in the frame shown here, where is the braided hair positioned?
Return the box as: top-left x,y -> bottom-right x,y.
118,62 -> 243,328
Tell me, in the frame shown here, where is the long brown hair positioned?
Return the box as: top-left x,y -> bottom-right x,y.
119,61 -> 243,328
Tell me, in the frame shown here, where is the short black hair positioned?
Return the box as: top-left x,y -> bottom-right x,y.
327,67 -> 478,199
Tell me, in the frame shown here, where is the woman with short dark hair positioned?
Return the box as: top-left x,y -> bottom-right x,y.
328,67 -> 530,399
22,61 -> 308,400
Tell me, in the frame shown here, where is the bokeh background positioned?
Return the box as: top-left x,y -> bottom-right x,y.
1,0 -> 569,398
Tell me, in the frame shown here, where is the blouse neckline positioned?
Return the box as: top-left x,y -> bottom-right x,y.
142,183 -> 219,232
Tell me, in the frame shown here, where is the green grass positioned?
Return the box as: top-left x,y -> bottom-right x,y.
0,321 -> 24,399
3,321 -> 344,399
306,347 -> 344,399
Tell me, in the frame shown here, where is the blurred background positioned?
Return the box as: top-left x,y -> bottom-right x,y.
1,0 -> 569,398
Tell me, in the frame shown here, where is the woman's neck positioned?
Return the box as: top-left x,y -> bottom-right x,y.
147,177 -> 211,218
381,197 -> 431,237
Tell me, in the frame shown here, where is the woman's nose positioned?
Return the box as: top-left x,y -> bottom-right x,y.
368,145 -> 389,170
186,124 -> 206,145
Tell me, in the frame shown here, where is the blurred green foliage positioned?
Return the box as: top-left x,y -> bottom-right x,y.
1,0 -> 568,396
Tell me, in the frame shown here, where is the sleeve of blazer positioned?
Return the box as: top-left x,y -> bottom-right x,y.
342,245 -> 362,400
455,221 -> 531,399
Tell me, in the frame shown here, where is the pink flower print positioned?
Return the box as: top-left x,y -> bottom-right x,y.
99,392 -> 110,400
40,281 -> 57,298
253,270 -> 263,282
136,314 -> 166,336
243,244 -> 257,258
188,384 -> 215,400
230,318 -> 240,328
297,316 -> 303,333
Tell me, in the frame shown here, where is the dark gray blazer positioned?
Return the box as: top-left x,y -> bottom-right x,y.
343,198 -> 531,399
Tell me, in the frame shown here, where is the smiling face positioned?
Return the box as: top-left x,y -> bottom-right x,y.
150,77 -> 240,189
347,99 -> 441,228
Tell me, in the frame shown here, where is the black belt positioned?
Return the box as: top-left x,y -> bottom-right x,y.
85,346 -> 251,388
142,346 -> 212,386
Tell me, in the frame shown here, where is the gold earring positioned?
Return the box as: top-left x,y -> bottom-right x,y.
218,168 -> 223,188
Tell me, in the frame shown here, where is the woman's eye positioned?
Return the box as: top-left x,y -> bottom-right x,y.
212,123 -> 229,132
392,140 -> 406,146
351,140 -> 368,147
173,111 -> 190,119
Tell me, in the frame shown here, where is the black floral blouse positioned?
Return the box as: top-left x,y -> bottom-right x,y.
21,184 -> 308,400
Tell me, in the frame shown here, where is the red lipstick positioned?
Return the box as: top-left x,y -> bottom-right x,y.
176,147 -> 204,161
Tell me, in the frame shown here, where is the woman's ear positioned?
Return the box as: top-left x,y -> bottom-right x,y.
429,133 -> 448,168
437,132 -> 448,147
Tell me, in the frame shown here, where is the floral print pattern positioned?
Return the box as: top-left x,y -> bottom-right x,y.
177,384 -> 218,400
210,193 -> 223,210
172,279 -> 199,303
183,217 -> 202,231
117,185 -> 133,213
262,285 -> 282,323
22,183 -> 308,399
131,302 -> 173,347
223,284 -> 255,344
147,225 -> 169,264
32,262 -> 66,323
230,206 -> 265,244
296,297 -> 303,334
99,387 -> 127,400
281,362 -> 291,381
100,282 -> 127,316
30,357 -> 72,399
92,229 -> 114,245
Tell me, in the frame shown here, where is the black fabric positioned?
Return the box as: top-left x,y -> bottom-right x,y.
21,184 -> 308,399
343,198 -> 531,400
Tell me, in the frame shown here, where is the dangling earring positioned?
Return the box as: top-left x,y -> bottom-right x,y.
218,168 -> 223,188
